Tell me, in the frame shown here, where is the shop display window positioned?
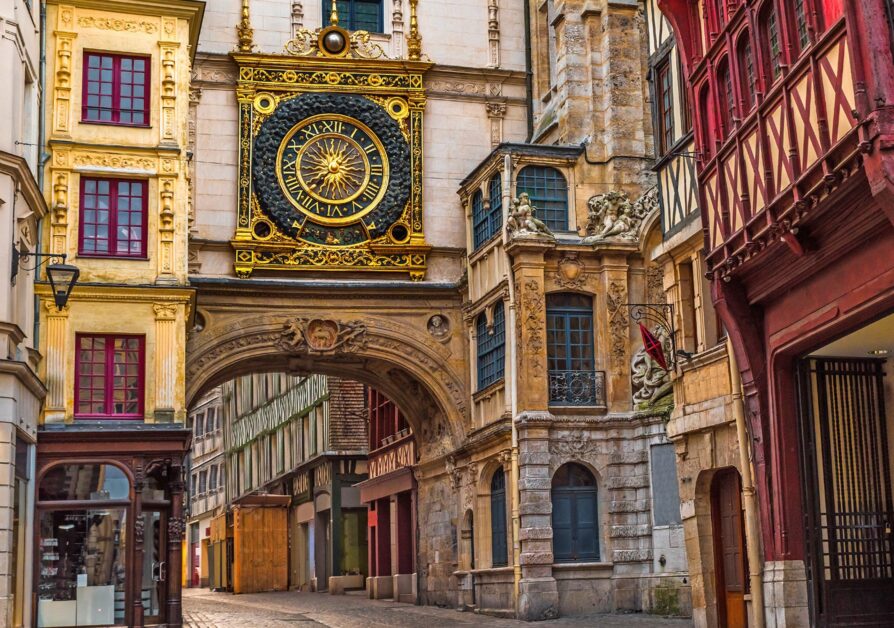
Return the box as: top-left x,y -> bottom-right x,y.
37,464 -> 131,627
37,509 -> 128,627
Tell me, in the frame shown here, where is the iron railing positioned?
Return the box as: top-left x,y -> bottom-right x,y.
548,370 -> 606,407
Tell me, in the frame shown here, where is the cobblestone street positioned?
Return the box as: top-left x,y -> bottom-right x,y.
182,589 -> 692,628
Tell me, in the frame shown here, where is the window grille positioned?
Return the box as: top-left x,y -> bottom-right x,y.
330,0 -> 383,32
75,334 -> 144,418
476,302 -> 506,390
80,178 -> 147,257
83,53 -> 150,125
516,166 -> 569,232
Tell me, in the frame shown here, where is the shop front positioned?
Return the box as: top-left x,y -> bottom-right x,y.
358,433 -> 417,602
34,426 -> 190,628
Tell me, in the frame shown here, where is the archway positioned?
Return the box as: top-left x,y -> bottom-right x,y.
184,282 -> 469,605
186,285 -> 469,458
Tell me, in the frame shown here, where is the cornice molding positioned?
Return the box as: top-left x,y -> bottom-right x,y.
0,152 -> 48,219
0,359 -> 48,401
35,283 -> 194,303
47,0 -> 206,61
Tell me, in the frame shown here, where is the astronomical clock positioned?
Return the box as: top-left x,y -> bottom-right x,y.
231,20 -> 430,279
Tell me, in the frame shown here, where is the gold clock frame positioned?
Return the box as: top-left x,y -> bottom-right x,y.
231,51 -> 431,280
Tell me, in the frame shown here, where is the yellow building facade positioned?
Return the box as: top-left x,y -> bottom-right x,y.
35,2 -> 203,627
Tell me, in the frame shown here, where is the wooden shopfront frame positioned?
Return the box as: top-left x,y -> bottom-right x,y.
34,428 -> 190,628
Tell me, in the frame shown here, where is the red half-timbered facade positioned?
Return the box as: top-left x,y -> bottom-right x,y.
658,0 -> 894,625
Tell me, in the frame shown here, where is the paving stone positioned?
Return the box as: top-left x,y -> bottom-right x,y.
182,588 -> 692,627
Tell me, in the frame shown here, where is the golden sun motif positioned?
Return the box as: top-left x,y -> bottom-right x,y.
303,138 -> 364,201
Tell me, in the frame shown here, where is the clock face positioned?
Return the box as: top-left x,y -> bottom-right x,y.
277,115 -> 388,226
253,93 -> 411,247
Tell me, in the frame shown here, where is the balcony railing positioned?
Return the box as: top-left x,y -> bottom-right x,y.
548,370 -> 606,407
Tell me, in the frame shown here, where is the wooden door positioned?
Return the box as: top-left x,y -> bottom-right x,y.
712,469 -> 747,628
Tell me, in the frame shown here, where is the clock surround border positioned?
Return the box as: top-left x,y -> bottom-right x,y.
230,53 -> 432,280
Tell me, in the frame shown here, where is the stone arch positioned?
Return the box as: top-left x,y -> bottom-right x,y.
474,455 -> 511,569
692,466 -> 742,628
186,310 -> 469,459
549,460 -> 606,562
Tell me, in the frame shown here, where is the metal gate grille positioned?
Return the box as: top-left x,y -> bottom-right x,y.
807,358 -> 894,582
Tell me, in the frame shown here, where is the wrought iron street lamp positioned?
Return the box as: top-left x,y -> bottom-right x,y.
11,246 -> 80,309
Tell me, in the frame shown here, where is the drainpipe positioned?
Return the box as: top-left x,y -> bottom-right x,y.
727,338 -> 765,628
502,153 -> 522,605
34,0 -> 49,348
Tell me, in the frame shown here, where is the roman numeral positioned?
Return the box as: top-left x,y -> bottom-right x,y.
362,181 -> 381,200
319,120 -> 344,134
284,175 -> 301,193
370,164 -> 383,176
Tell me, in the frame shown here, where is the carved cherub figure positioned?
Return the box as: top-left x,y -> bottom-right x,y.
506,193 -> 553,238
586,191 -> 636,239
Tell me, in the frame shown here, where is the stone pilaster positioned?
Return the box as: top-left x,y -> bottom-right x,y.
602,254 -> 631,410
158,35 -> 180,145
52,6 -> 76,137
157,179 -> 176,283
515,414 -> 558,620
49,169 -> 70,257
153,304 -> 177,421
507,238 -> 554,413
43,303 -> 69,423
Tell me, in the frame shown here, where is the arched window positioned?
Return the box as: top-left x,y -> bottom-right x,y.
490,467 -> 508,567
552,463 -> 599,562
760,2 -> 783,84
717,57 -> 736,136
516,166 -> 569,232
488,173 -> 503,239
472,190 -> 488,250
737,34 -> 756,112
476,302 -> 505,390
546,294 -> 597,406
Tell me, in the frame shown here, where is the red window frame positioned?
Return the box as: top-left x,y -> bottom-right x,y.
737,35 -> 757,113
656,60 -> 675,155
81,52 -> 151,126
78,177 -> 148,258
74,334 -> 145,420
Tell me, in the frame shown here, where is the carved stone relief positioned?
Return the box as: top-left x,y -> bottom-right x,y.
585,187 -> 658,242
607,281 -> 628,376
277,318 -> 368,354
555,256 -> 587,290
